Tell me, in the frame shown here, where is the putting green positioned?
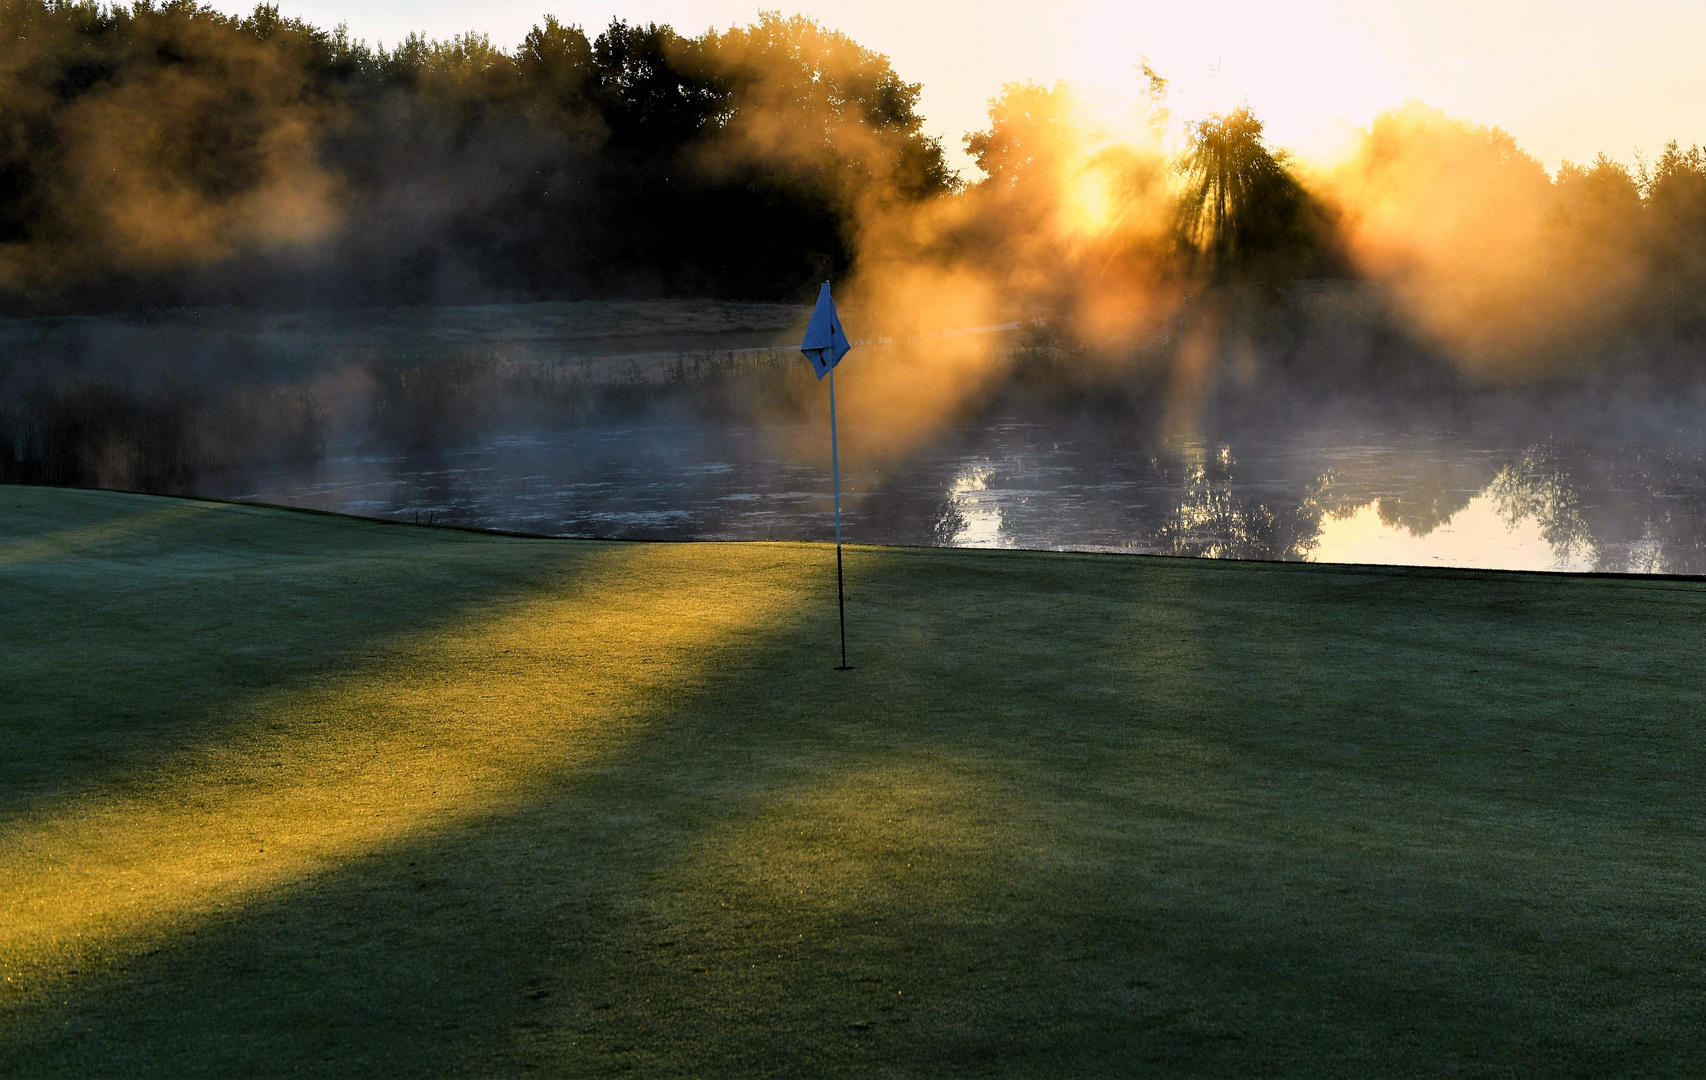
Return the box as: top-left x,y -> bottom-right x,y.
3,486 -> 1705,1075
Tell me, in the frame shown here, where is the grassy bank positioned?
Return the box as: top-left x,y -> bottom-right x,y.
3,486 -> 1705,1075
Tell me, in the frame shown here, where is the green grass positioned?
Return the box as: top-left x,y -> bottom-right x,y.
4,485 -> 1706,1075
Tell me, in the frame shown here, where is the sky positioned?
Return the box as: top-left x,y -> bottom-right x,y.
207,0 -> 1706,176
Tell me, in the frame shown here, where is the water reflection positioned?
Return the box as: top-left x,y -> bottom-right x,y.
1151,444 -> 1331,561
938,465 -> 1004,548
12,302 -> 1706,573
1313,495 -> 1597,572
208,397 -> 1706,575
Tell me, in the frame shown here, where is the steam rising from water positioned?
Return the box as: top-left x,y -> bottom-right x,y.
6,294 -> 1706,574
1320,104 -> 1650,375
0,8 -> 343,297
5,13 -> 1706,576
196,384 -> 1706,574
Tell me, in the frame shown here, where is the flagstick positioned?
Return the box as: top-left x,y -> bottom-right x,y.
828,364 -> 850,670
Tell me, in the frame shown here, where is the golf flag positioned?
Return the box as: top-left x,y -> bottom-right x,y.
801,281 -> 854,670
800,282 -> 852,379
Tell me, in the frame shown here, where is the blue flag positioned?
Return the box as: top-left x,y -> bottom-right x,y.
800,282 -> 852,380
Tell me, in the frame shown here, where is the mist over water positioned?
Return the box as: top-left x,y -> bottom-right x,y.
211,402 -> 1706,574
5,6 -> 1706,575
5,292 -> 1706,574
37,300 -> 1687,575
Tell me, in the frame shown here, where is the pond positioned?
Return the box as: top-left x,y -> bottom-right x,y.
9,300 -> 1705,574
207,392 -> 1706,575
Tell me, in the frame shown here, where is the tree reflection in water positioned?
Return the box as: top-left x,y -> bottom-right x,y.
878,398 -> 1706,574
1483,439 -> 1706,573
1150,446 -> 1331,561
195,377 -> 1706,575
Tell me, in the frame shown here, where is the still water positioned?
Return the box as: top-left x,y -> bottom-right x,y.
211,396 -> 1706,575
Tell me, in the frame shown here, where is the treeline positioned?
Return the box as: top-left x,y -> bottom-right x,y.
1320,104 -> 1706,367
3,0 -> 1705,370
0,1 -> 954,311
954,85 -> 1706,370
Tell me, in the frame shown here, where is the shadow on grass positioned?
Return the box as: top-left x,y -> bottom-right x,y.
7,526 -> 1706,1074
0,488 -> 634,820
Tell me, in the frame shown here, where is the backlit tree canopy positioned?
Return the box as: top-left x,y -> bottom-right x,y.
1175,108 -> 1320,285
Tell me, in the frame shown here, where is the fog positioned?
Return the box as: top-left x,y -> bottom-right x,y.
5,4 -> 1706,573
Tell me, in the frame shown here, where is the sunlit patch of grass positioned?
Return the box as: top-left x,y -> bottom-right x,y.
680,759 -> 1027,912
0,500 -> 214,566
493,756 -> 1059,1073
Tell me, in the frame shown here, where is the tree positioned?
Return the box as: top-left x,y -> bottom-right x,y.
964,81 -> 1074,195
1641,142 -> 1706,337
0,4 -> 956,308
1174,107 -> 1316,285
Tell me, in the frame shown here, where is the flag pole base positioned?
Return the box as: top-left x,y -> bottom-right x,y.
834,665 -> 854,671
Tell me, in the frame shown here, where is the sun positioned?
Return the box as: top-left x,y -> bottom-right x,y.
1062,0 -> 1409,166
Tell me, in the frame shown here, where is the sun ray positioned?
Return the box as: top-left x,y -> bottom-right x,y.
0,535 -> 818,1001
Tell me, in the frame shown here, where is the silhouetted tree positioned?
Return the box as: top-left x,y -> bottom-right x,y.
1175,107 -> 1321,285
0,2 -> 954,310
1642,143 -> 1706,339
964,81 -> 1074,195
